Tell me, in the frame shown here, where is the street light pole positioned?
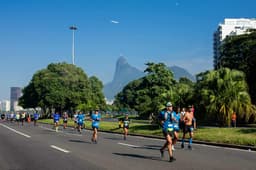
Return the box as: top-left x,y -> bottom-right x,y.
69,25 -> 77,65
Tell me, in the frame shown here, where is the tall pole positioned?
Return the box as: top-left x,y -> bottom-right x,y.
70,25 -> 77,65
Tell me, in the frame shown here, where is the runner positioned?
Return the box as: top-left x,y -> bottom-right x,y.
15,112 -> 20,125
180,107 -> 186,131
53,112 -> 60,132
159,102 -> 176,162
123,114 -> 130,140
73,112 -> 78,130
21,112 -> 26,126
33,111 -> 40,126
91,108 -> 101,144
172,107 -> 181,150
10,112 -> 14,122
77,111 -> 85,134
191,105 -> 197,129
27,114 -> 31,123
181,105 -> 194,149
63,112 -> 68,129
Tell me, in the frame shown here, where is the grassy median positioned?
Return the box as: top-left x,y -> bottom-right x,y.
38,119 -> 256,146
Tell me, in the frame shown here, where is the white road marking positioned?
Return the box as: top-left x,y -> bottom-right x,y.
0,123 -> 31,138
50,145 -> 70,153
118,142 -> 140,148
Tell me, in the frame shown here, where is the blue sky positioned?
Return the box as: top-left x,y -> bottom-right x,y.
0,0 -> 255,100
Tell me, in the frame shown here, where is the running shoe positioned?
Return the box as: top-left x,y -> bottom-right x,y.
160,149 -> 164,158
169,157 -> 176,162
181,143 -> 184,149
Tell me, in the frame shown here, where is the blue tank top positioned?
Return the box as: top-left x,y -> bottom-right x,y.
91,113 -> 101,127
34,113 -> 39,120
77,114 -> 84,124
53,113 -> 60,121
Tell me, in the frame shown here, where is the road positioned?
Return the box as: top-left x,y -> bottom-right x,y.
0,121 -> 255,170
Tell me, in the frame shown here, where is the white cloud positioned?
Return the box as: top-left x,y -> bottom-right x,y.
110,20 -> 119,24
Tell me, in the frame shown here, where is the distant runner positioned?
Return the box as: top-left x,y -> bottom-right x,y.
33,111 -> 40,126
123,114 -> 130,140
91,108 -> 101,144
53,112 -> 60,132
63,112 -> 68,129
77,111 -> 85,134
73,112 -> 78,130
21,112 -> 26,126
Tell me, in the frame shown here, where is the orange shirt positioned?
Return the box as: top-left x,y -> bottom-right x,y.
231,114 -> 236,121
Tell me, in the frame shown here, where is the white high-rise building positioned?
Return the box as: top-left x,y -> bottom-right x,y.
1,100 -> 10,112
213,18 -> 256,68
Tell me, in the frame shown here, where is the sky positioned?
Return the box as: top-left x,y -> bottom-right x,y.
0,0 -> 255,100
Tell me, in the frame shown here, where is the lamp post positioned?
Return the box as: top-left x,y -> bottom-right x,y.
69,25 -> 77,65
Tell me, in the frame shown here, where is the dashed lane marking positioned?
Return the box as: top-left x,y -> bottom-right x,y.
0,123 -> 31,138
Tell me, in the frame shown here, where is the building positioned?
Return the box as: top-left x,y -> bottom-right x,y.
10,87 -> 22,111
1,100 -> 10,112
213,18 -> 256,69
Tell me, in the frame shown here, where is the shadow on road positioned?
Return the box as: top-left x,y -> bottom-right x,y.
113,152 -> 162,162
104,137 -> 121,141
69,139 -> 91,144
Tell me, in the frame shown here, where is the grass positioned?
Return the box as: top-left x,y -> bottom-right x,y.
38,119 -> 256,146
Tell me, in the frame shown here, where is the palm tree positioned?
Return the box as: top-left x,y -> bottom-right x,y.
197,68 -> 253,126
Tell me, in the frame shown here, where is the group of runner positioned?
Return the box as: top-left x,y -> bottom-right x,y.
1,111 -> 40,126
51,109 -> 101,144
159,102 -> 196,162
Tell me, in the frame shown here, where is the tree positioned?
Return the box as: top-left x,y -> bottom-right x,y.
77,76 -> 106,111
115,62 -> 177,119
19,62 -> 104,114
175,77 -> 195,108
218,30 -> 256,104
196,68 -> 254,126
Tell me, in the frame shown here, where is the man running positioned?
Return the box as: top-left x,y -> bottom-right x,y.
181,105 -> 194,149
73,112 -> 78,130
63,112 -> 68,129
172,108 -> 181,150
91,108 -> 101,144
53,112 -> 60,132
159,102 -> 176,162
15,112 -> 20,125
77,111 -> 85,134
123,114 -> 130,140
33,111 -> 39,126
21,112 -> 26,126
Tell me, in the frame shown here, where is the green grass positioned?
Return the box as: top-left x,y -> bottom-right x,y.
38,119 -> 256,146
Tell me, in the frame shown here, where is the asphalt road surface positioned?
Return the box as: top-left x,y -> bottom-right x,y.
0,121 -> 255,170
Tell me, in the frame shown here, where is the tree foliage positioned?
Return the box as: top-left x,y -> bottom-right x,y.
195,68 -> 254,126
115,62 -> 177,118
19,62 -> 105,114
218,30 -> 256,104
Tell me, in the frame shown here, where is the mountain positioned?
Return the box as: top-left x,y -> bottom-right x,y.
103,57 -> 145,100
103,57 -> 196,100
169,66 -> 196,82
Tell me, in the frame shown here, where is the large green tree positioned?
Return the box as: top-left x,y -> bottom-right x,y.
175,77 -> 195,108
196,68 -> 254,126
115,62 -> 177,118
19,62 -> 104,114
218,30 -> 256,104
